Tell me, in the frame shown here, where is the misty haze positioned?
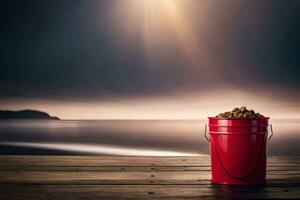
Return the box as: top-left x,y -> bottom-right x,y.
0,0 -> 298,155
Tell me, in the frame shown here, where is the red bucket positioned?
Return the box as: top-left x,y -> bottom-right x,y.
205,117 -> 273,185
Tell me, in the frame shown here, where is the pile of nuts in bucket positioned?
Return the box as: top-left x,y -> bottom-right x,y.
216,106 -> 266,119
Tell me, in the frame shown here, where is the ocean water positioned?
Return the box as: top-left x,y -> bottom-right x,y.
0,119 -> 299,156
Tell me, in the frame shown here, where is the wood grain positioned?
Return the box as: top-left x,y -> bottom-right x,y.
0,156 -> 299,199
0,156 -> 299,166
0,185 -> 299,200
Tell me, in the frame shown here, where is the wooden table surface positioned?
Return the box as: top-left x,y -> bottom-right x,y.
0,156 -> 299,199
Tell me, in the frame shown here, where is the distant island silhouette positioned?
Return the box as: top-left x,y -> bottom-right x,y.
0,110 -> 60,120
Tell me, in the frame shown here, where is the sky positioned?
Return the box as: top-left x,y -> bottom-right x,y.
0,0 -> 299,119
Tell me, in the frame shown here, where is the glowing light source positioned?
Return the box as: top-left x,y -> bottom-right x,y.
110,0 -> 204,69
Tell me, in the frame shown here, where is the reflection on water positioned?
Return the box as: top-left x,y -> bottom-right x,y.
0,120 -> 299,155
0,142 -> 199,156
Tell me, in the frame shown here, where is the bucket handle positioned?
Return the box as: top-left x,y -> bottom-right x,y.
207,124 -> 273,179
268,124 -> 274,140
204,124 -> 210,142
211,137 -> 264,179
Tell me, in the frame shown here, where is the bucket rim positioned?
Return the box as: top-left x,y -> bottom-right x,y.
208,125 -> 269,127
209,131 -> 268,135
208,117 -> 270,120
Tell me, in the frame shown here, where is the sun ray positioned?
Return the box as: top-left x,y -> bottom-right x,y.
112,3 -> 191,55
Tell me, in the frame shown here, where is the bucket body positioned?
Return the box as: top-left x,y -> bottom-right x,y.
208,117 -> 270,185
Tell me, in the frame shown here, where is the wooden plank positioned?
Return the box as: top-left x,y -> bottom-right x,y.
0,156 -> 299,199
0,156 -> 299,166
0,156 -> 209,166
0,165 -> 213,172
0,171 -> 299,185
1,165 -> 299,172
0,185 -> 299,200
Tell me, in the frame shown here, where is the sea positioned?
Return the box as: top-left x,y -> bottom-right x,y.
0,119 -> 299,156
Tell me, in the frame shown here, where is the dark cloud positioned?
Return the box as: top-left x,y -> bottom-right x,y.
0,0 -> 299,100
